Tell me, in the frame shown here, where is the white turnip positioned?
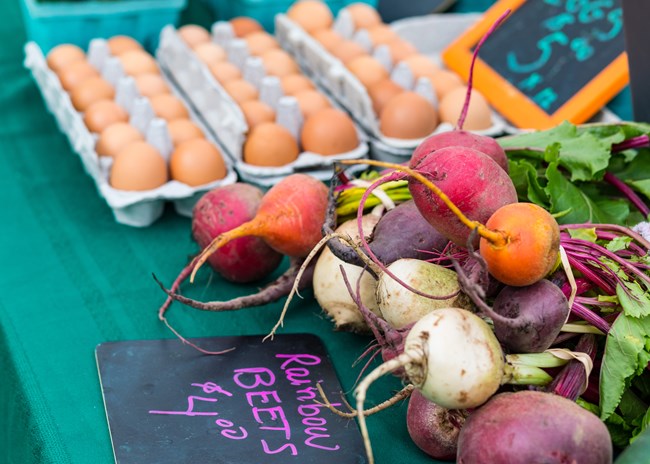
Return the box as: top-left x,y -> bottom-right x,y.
376,258 -> 471,329
353,307 -> 572,463
313,213 -> 381,332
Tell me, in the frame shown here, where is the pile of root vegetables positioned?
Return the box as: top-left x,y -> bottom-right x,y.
156,118 -> 650,463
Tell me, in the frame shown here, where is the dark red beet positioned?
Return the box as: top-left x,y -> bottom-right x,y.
408,146 -> 517,247
192,183 -> 283,283
368,200 -> 450,265
407,389 -> 467,461
457,391 -> 613,464
410,130 -> 508,173
491,279 -> 570,353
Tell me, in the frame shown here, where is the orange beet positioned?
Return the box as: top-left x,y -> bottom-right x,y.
190,173 -> 329,282
479,203 -> 560,287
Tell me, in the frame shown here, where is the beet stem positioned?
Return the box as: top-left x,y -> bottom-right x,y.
190,221 -> 260,283
548,334 -> 597,400
611,134 -> 650,152
353,171 -> 462,300
457,8 -> 511,130
603,171 -> 650,217
341,159 -> 508,246
355,349 -> 424,464
315,383 -> 414,419
571,301 -> 611,334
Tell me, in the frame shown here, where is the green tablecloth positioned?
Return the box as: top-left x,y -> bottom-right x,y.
0,1 -> 632,463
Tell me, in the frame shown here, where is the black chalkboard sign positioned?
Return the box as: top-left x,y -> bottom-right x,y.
95,334 -> 366,464
443,0 -> 629,129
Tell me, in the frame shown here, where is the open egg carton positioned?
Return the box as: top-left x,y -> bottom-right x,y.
275,10 -> 515,163
155,24 -> 369,187
24,40 -> 236,227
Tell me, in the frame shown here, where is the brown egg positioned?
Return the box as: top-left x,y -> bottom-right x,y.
110,141 -> 168,191
243,122 -> 299,166
134,73 -> 170,98
96,122 -> 144,158
149,93 -> 190,121
367,24 -> 398,47
301,108 -> 359,155
47,44 -> 85,73
331,40 -> 367,65
107,35 -> 143,56
58,59 -> 100,91
386,39 -> 418,63
347,55 -> 389,88
177,24 -> 211,48
294,89 -> 331,119
402,54 -> 440,79
193,42 -> 227,66
244,31 -> 280,56
240,100 -> 276,129
280,73 -> 315,96
380,91 -> 438,139
260,49 -> 300,77
209,61 -> 243,84
223,79 -> 259,104
312,29 -> 344,53
167,119 -> 204,146
230,17 -> 264,37
439,86 -> 493,130
287,0 -> 333,34
70,76 -> 115,111
170,138 -> 227,186
421,69 -> 464,100
118,50 -> 159,76
346,3 -> 382,30
83,99 -> 129,133
368,79 -> 403,115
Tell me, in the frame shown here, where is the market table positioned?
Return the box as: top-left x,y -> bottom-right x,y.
0,0 -> 634,463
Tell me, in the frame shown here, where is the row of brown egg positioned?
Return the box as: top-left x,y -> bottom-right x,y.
45,37 -> 229,192
285,0 -> 494,139
175,19 -> 362,168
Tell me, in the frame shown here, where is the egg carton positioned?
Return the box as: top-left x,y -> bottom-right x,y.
24,40 -> 237,227
274,10 -> 516,163
155,24 -> 369,187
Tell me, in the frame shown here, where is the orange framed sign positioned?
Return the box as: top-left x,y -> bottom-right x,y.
442,0 -> 629,129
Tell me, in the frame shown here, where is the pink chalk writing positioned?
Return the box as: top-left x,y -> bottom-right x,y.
233,367 -> 275,389
147,353 -> 342,457
215,419 -> 248,440
149,395 -> 219,416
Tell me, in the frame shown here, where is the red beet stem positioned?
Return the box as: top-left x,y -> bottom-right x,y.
457,9 -> 511,130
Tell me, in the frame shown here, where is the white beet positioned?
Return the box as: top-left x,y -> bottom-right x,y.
312,213 -> 381,332
313,247 -> 379,332
376,259 -> 471,329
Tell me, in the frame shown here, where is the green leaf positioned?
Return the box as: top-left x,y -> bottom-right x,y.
500,121 -> 624,182
600,313 -> 650,421
545,162 -> 620,224
631,407 -> 650,444
568,227 -> 598,242
628,180 -> 650,201
607,236 -> 634,253
618,282 -> 650,318
505,158 -> 551,206
619,389 -> 648,424
605,411 -> 635,448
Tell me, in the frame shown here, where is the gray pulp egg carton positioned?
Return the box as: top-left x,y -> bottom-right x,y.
274,11 -> 514,163
155,24 -> 369,187
24,40 -> 236,227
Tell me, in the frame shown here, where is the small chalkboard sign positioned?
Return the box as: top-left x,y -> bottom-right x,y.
95,334 -> 366,464
442,0 -> 629,129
